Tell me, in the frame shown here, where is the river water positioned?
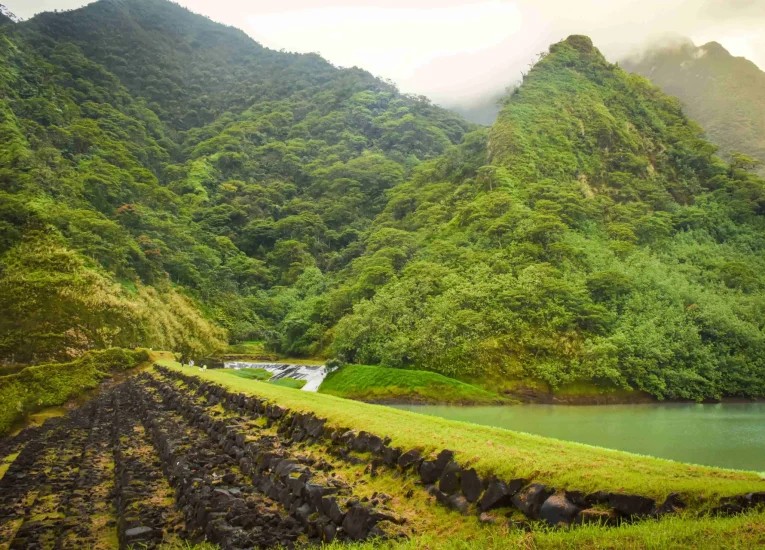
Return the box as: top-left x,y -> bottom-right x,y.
390,402 -> 765,472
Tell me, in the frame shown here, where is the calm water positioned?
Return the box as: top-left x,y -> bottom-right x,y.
390,403 -> 765,472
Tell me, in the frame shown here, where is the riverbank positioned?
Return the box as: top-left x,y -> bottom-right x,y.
154,362 -> 765,549
158,360 -> 764,502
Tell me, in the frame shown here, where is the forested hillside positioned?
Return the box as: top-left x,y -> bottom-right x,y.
623,38 -> 765,177
327,36 -> 765,400
0,0 -> 471,364
2,0 -> 764,401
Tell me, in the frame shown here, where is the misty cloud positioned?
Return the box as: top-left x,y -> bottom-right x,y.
10,0 -> 765,108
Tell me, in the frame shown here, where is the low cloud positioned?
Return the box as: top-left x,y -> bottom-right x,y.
12,0 -> 765,107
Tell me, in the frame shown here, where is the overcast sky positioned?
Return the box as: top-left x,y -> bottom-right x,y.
9,0 -> 765,106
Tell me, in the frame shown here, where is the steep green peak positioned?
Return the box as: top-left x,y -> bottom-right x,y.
487,32 -> 722,208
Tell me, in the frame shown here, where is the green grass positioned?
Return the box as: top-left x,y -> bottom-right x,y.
219,368 -> 272,381
329,509 -> 765,549
319,364 -> 507,404
165,509 -> 765,550
269,377 -> 306,389
157,361 -> 765,504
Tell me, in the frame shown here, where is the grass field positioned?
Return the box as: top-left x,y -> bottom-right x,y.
319,364 -> 507,404
270,377 -> 307,389
219,368 -> 273,381
158,361 -> 765,504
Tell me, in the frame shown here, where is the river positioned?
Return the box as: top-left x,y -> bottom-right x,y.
390,402 -> 765,472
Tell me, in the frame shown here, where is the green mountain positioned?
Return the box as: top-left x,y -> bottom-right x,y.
328,36 -> 765,400
623,38 -> 765,177
1,0 -> 764,401
0,0 -> 471,363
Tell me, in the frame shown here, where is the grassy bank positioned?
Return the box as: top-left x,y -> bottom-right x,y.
0,348 -> 149,434
319,364 -> 507,404
159,361 -> 764,503
161,508 -> 765,550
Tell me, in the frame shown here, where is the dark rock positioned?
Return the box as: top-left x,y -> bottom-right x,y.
322,496 -> 346,525
446,494 -> 470,515
434,449 -> 455,471
342,506 -> 372,540
564,490 -> 588,509
428,485 -> 450,506
398,449 -> 421,470
419,461 -> 441,484
585,490 -> 610,506
479,479 -> 522,511
460,468 -> 483,503
124,526 -> 153,540
367,434 -> 384,454
511,484 -> 555,519
296,503 -> 313,522
539,494 -> 581,526
657,492 -> 686,515
609,493 -> 656,517
323,523 -> 337,543
712,503 -> 744,516
439,462 -> 462,494
382,446 -> 402,467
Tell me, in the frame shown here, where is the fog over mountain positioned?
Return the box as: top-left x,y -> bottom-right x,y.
11,0 -> 765,113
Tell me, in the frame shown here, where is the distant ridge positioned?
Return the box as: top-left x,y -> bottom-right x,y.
623,38 -> 765,176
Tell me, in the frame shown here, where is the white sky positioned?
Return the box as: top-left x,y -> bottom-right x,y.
9,0 -> 765,106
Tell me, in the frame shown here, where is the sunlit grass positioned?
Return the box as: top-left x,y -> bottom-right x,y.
158,361 -> 765,503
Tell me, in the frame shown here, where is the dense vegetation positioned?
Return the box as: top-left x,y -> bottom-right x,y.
623,38 -> 765,177
2,0 -> 764,401
327,36 -> 765,400
0,0 -> 470,364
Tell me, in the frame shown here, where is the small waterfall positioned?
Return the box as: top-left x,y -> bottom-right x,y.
225,362 -> 327,392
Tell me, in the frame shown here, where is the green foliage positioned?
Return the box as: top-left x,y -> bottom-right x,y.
3,1 -> 765,402
325,36 -> 765,400
0,347 -> 147,434
0,0 -> 470,363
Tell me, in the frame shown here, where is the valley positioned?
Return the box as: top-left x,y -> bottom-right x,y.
1,0 -> 765,547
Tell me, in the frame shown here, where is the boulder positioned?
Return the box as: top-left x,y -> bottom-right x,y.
539,494 -> 581,526
446,494 -> 470,515
382,446 -> 402,467
322,496 -> 346,525
511,484 -> 555,519
584,490 -> 610,507
438,462 -> 462,494
460,468 -> 483,503
479,479 -> 524,511
419,461 -> 441,484
657,492 -> 686,515
398,449 -> 420,470
124,526 -> 153,541
608,493 -> 656,518
342,506 -> 372,540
